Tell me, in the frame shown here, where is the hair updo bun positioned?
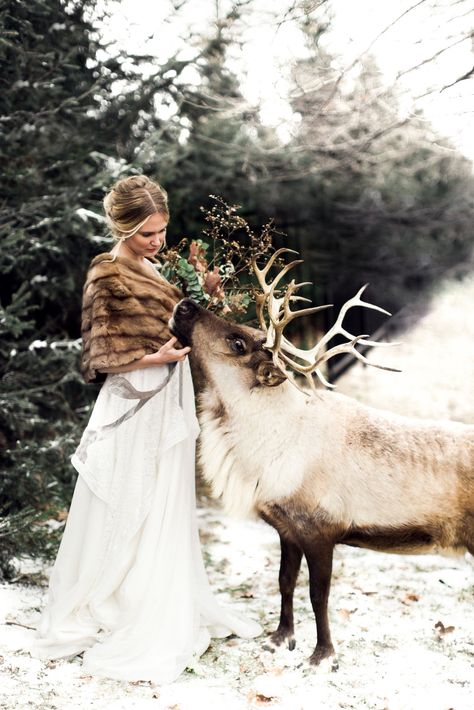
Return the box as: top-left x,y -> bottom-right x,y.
103,175 -> 169,243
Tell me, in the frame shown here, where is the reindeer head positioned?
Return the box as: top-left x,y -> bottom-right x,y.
170,248 -> 399,397
169,300 -> 288,393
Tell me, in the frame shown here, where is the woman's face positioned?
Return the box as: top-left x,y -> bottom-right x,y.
122,212 -> 168,260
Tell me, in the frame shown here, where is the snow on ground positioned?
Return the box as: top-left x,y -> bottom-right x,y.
1,270 -> 474,709
1,503 -> 473,710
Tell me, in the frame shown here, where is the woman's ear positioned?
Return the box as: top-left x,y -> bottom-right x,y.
256,361 -> 287,387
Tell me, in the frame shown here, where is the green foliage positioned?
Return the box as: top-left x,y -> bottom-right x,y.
0,506 -> 62,582
0,2 -> 114,580
0,0 -> 190,578
176,258 -> 206,303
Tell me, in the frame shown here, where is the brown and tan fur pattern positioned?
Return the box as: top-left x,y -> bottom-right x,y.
80,252 -> 182,383
170,299 -> 474,667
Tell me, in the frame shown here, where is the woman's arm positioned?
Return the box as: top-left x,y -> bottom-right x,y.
98,337 -> 191,374
98,354 -> 155,374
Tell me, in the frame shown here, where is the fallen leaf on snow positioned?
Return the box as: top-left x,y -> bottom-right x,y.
401,593 -> 420,605
267,667 -> 284,676
249,672 -> 284,704
247,690 -> 277,706
434,621 -> 455,636
338,608 -> 357,620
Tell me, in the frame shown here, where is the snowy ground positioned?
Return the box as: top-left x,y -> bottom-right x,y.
1,505 -> 473,710
1,271 -> 474,709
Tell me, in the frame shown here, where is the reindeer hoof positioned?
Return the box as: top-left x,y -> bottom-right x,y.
269,628 -> 296,651
309,644 -> 335,666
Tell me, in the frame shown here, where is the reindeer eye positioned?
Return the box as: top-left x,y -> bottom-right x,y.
228,336 -> 247,354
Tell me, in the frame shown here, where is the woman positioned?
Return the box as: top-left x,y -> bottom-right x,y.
30,175 -> 261,684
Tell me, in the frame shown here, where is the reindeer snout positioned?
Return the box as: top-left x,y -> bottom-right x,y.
175,298 -> 198,319
169,298 -> 200,343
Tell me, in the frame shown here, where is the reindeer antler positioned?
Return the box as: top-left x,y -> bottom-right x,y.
251,250 -> 401,394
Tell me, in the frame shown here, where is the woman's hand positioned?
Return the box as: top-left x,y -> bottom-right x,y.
98,337 -> 190,374
146,336 -> 191,365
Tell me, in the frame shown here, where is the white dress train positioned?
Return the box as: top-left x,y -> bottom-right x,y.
29,358 -> 261,684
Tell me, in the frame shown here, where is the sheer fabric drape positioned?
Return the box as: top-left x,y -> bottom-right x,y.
29,359 -> 261,684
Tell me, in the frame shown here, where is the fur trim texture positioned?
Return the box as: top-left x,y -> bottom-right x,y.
80,252 -> 183,384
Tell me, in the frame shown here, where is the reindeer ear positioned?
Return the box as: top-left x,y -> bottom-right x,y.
256,361 -> 287,387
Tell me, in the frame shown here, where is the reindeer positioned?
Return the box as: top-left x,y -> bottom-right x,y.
169,249 -> 474,666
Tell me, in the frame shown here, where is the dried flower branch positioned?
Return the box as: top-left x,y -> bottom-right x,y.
159,195 -> 288,319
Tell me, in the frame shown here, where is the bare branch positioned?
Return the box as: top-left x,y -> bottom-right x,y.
323,0 -> 427,108
396,33 -> 473,81
440,64 -> 474,92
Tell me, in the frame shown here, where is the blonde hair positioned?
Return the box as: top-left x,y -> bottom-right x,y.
102,175 -> 169,262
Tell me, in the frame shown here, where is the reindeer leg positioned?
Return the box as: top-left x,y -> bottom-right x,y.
304,540 -> 335,665
270,535 -> 303,651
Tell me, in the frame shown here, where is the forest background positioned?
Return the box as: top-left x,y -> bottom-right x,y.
1,0 -> 474,579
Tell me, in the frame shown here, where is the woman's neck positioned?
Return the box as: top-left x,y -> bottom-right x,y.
110,241 -> 144,264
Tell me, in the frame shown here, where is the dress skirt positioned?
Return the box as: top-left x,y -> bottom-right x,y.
29,358 -> 261,684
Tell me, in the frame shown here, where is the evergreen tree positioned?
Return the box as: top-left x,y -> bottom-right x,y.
0,0 -> 195,579
0,0 -> 114,579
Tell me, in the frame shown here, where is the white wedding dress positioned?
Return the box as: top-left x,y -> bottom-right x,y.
29,357 -> 261,684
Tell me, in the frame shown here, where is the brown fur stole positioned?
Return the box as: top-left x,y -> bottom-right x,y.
80,252 -> 183,384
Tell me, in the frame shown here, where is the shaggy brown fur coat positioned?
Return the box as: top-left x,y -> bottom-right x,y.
80,252 -> 183,384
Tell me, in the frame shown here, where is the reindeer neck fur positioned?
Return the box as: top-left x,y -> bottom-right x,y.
198,377 -> 311,518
